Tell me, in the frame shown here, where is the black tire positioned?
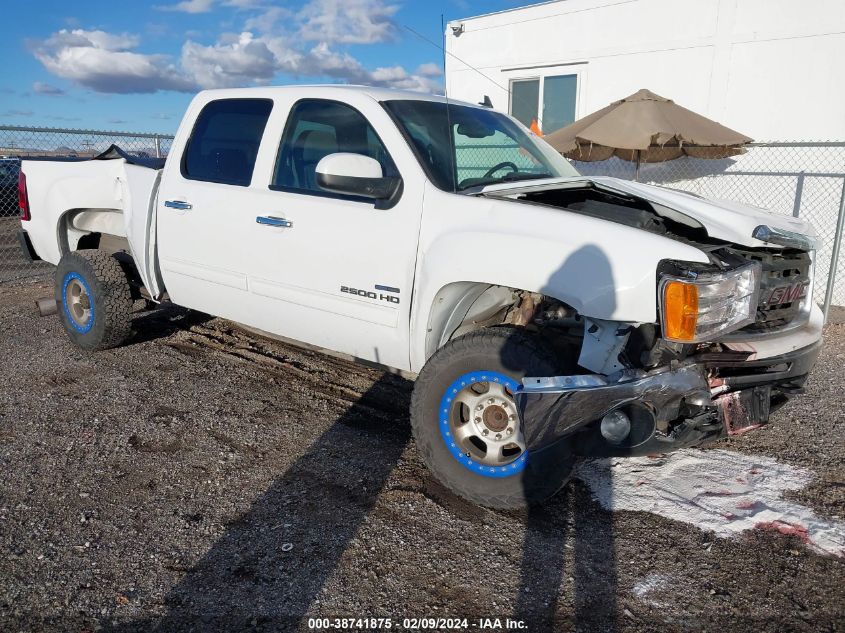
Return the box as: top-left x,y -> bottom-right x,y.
55,249 -> 133,351
411,327 -> 576,509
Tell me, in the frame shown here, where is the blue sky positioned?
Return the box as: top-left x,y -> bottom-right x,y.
0,0 -> 534,133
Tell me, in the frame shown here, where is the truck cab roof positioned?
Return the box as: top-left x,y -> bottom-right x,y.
192,84 -> 480,109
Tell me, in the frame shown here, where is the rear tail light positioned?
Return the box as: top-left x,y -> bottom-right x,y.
18,170 -> 30,221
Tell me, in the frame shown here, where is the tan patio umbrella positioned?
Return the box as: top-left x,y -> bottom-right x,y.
543,89 -> 753,180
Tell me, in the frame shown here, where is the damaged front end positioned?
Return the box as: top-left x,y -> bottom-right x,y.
511,218 -> 822,458
515,339 -> 821,458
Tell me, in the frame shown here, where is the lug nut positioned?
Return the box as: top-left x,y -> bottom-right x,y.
495,433 -> 502,440
487,398 -> 494,404
476,404 -> 483,411
509,414 -> 515,421
506,427 -> 513,435
475,416 -> 481,423
482,429 -> 489,436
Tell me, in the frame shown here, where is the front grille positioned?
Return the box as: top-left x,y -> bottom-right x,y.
731,248 -> 812,333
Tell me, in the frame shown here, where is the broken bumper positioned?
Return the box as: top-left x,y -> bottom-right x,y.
515,340 -> 821,457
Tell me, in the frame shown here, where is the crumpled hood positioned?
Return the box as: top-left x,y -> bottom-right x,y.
481,176 -> 817,249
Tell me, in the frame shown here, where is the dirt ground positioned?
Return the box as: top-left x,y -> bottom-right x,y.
1,280 -> 844,633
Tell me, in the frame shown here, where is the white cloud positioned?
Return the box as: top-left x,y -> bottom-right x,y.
155,0 -> 215,13
33,81 -> 65,95
181,32 -> 280,89
298,0 -> 399,44
31,1 -> 443,96
243,6 -> 293,33
178,33 -> 441,92
416,62 -> 443,78
31,28 -> 196,94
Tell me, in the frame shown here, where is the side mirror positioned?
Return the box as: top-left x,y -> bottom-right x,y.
315,153 -> 400,200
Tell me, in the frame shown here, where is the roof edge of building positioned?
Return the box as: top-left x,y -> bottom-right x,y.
448,0 -> 565,25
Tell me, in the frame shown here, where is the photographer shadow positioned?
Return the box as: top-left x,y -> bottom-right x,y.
514,244 -> 619,632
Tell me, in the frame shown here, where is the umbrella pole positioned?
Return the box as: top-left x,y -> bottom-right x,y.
635,150 -> 641,181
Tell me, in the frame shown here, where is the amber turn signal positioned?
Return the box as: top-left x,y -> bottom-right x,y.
662,280 -> 699,342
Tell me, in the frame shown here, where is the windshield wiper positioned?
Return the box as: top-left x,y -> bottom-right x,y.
456,172 -> 555,193
499,172 -> 553,182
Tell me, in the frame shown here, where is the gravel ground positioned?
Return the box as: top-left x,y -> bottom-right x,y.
0,218 -> 51,283
1,280 -> 844,632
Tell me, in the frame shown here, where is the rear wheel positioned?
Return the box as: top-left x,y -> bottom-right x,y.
411,327 -> 575,509
55,249 -> 133,351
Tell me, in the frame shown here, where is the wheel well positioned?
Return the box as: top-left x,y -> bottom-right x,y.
57,208 -> 141,299
58,208 -> 130,256
425,282 -> 584,365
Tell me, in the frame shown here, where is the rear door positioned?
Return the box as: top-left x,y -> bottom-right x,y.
156,98 -> 274,325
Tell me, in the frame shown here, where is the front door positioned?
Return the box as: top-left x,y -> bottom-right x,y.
243,98 -> 421,371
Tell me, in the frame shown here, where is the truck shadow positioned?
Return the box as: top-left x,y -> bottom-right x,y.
102,245 -> 620,631
103,374 -> 413,632
124,303 -> 214,347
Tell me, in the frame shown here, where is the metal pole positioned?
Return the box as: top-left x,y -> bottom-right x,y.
635,150 -> 640,181
154,135 -> 162,159
792,171 -> 805,217
822,178 -> 845,322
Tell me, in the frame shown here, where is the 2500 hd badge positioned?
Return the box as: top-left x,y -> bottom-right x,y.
340,285 -> 400,304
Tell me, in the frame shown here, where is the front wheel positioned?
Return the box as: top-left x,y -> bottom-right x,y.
411,327 -> 575,509
55,249 -> 133,351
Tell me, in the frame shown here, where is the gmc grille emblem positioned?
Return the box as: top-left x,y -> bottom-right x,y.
765,281 -> 809,306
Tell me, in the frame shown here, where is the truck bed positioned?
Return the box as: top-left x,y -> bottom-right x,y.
20,150 -> 164,297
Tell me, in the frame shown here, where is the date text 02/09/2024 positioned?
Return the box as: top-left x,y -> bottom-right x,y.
306,617 -> 528,630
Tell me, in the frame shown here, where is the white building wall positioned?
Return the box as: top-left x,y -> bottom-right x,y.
445,0 -> 845,140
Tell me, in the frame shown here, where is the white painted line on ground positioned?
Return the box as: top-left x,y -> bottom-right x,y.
576,449 -> 845,558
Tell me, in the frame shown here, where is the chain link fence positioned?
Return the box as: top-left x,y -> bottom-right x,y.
0,125 -> 173,283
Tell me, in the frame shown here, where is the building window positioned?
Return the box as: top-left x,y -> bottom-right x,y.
510,79 -> 540,130
509,74 -> 578,134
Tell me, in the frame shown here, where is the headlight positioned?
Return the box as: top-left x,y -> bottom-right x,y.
660,262 -> 761,343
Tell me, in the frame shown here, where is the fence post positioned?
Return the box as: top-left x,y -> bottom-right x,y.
792,171 -> 805,217
154,135 -> 162,159
822,178 -> 845,322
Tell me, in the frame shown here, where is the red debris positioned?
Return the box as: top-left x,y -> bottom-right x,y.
754,520 -> 810,543
735,500 -> 758,509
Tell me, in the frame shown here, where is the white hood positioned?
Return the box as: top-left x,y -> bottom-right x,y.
481,176 -> 817,249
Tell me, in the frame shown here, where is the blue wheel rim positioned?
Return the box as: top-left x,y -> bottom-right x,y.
439,370 -> 527,478
62,272 -> 95,334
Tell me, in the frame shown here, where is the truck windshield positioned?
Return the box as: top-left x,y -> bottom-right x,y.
383,99 -> 580,192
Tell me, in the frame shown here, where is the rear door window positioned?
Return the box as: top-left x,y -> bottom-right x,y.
182,99 -> 273,186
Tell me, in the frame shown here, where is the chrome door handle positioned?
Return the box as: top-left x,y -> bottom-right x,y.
256,216 -> 293,228
164,200 -> 192,210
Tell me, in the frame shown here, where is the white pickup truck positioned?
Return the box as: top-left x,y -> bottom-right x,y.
17,86 -> 822,508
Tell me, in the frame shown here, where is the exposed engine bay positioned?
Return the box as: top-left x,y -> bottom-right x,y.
488,183 -> 711,243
